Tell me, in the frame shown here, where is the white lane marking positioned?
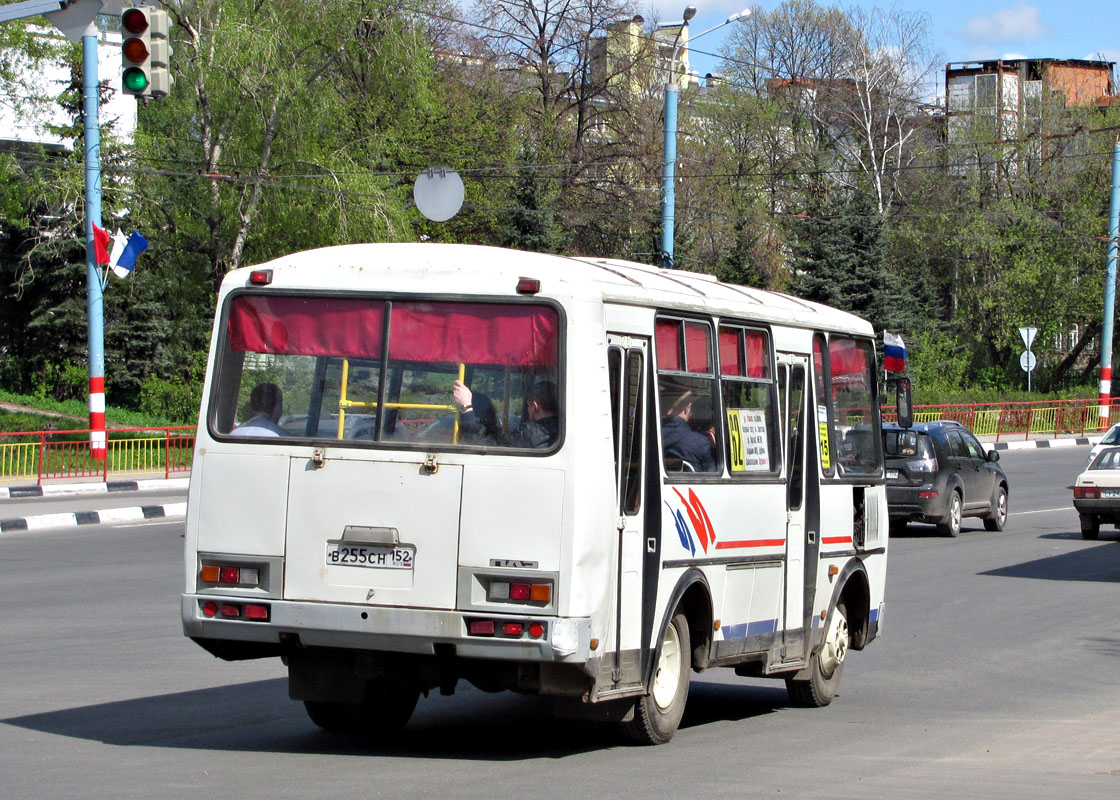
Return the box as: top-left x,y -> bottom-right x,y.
1010,506 -> 1074,516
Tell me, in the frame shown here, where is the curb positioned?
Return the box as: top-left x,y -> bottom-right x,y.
0,502 -> 186,533
0,477 -> 189,500
989,437 -> 1099,451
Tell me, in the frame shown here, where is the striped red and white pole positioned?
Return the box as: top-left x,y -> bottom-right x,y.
1100,366 -> 1112,425
90,375 -> 106,461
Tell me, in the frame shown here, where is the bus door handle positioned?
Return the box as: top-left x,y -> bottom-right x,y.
311,447 -> 326,468
807,530 -> 816,544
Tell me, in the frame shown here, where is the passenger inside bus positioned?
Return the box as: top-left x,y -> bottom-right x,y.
661,390 -> 717,472
452,379 -> 559,448
233,383 -> 287,437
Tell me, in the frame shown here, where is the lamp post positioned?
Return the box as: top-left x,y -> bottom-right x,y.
659,6 -> 750,269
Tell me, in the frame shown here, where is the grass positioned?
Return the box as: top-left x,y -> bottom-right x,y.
0,389 -> 188,433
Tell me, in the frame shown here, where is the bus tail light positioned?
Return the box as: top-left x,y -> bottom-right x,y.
201,600 -> 270,622
199,562 -> 261,588
467,618 -> 546,639
487,579 -> 552,605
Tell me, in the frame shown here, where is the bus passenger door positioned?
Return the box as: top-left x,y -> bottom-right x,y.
777,354 -> 809,656
607,335 -> 647,687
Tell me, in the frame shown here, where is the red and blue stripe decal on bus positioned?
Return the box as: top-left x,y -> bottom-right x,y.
667,488 -> 787,554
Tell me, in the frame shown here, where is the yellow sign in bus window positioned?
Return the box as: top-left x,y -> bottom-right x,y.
726,408 -> 771,472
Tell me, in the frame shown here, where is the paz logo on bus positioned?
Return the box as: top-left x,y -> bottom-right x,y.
490,559 -> 538,568
666,488 -> 717,556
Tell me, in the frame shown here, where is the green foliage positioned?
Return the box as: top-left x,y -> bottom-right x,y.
138,350 -> 207,424
0,388 -> 178,428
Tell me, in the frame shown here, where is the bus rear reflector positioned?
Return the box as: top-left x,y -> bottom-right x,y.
203,601 -> 218,617
220,604 -> 240,618
469,620 -> 495,636
502,623 -> 524,637
244,604 -> 270,621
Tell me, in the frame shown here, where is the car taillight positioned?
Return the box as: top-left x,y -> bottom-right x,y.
1074,486 -> 1101,499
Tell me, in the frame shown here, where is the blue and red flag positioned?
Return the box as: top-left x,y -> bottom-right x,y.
884,331 -> 907,373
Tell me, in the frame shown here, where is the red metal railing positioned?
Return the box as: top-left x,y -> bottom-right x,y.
0,426 -> 195,485
882,398 -> 1120,442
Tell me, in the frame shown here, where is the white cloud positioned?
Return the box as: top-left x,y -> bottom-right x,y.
955,4 -> 1048,43
1085,48 -> 1120,63
1002,52 -> 1029,60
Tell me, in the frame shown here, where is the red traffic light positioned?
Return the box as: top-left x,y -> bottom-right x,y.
122,7 -> 149,35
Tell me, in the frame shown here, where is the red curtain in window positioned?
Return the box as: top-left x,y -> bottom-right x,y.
744,331 -> 767,378
684,322 -> 710,373
719,328 -> 742,375
390,302 -> 557,366
229,295 -> 383,358
656,319 -> 681,370
228,296 -> 558,366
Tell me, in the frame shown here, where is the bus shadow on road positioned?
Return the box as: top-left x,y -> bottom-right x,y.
979,535 -> 1120,583
3,676 -> 789,757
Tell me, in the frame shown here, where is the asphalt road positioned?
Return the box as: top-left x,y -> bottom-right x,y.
1,446 -> 1118,798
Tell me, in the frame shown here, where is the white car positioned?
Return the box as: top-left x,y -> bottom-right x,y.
1088,423 -> 1120,463
1073,446 -> 1120,539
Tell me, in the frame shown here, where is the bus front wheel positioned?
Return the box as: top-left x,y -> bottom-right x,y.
786,602 -> 848,708
624,611 -> 690,745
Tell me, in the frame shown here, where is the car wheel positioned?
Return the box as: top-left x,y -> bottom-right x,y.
983,486 -> 1008,532
936,491 -> 962,537
624,611 -> 690,745
1080,514 -> 1100,540
786,601 -> 848,708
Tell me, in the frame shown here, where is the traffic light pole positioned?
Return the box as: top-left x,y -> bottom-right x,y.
82,31 -> 107,460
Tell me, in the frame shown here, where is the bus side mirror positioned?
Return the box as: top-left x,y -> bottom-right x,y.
896,377 -> 913,429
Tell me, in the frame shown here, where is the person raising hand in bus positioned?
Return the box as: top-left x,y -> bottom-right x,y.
453,379 -> 558,448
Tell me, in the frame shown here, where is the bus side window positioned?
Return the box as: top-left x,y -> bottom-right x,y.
655,317 -> 719,474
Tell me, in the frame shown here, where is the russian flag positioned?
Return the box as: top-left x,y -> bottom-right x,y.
884,332 -> 906,373
109,231 -> 149,279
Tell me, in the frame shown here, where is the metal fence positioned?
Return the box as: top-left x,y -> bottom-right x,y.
883,399 -> 1120,442
0,426 -> 195,485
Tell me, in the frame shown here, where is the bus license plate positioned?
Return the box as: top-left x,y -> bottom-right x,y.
325,543 -> 414,569
886,469 -> 899,480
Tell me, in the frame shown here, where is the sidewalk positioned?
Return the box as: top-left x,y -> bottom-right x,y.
977,432 -> 1103,451
0,476 -> 188,533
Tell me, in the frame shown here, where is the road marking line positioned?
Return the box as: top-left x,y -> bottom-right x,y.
1010,506 -> 1073,516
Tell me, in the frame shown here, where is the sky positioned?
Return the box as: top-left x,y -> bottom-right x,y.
650,1 -> 1120,92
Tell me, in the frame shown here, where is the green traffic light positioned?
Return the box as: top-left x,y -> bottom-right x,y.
123,67 -> 149,93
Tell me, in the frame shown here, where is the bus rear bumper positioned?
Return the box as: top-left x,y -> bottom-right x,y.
182,594 -> 593,665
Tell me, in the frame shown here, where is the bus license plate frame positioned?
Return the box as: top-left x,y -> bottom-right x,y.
325,542 -> 415,569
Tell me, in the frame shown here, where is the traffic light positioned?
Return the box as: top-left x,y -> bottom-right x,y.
120,6 -> 152,97
148,8 -> 173,98
120,6 -> 173,98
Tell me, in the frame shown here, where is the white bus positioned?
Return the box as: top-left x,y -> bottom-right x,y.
182,243 -> 891,744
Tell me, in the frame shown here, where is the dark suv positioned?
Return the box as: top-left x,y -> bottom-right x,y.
881,421 -> 1009,536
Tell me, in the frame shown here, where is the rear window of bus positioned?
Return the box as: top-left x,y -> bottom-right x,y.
209,294 -> 561,452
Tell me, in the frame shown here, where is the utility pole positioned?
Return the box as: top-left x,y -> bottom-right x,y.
1100,137 -> 1120,428
658,6 -> 749,269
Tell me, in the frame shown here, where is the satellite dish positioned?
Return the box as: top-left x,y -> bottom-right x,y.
413,167 -> 464,222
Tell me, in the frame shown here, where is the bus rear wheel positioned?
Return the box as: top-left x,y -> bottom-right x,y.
786,602 -> 848,708
624,611 -> 690,745
304,681 -> 419,737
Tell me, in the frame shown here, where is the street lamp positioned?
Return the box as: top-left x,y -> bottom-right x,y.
659,6 -> 750,269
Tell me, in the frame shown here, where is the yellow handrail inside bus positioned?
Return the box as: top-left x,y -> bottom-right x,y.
335,358 -> 464,442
